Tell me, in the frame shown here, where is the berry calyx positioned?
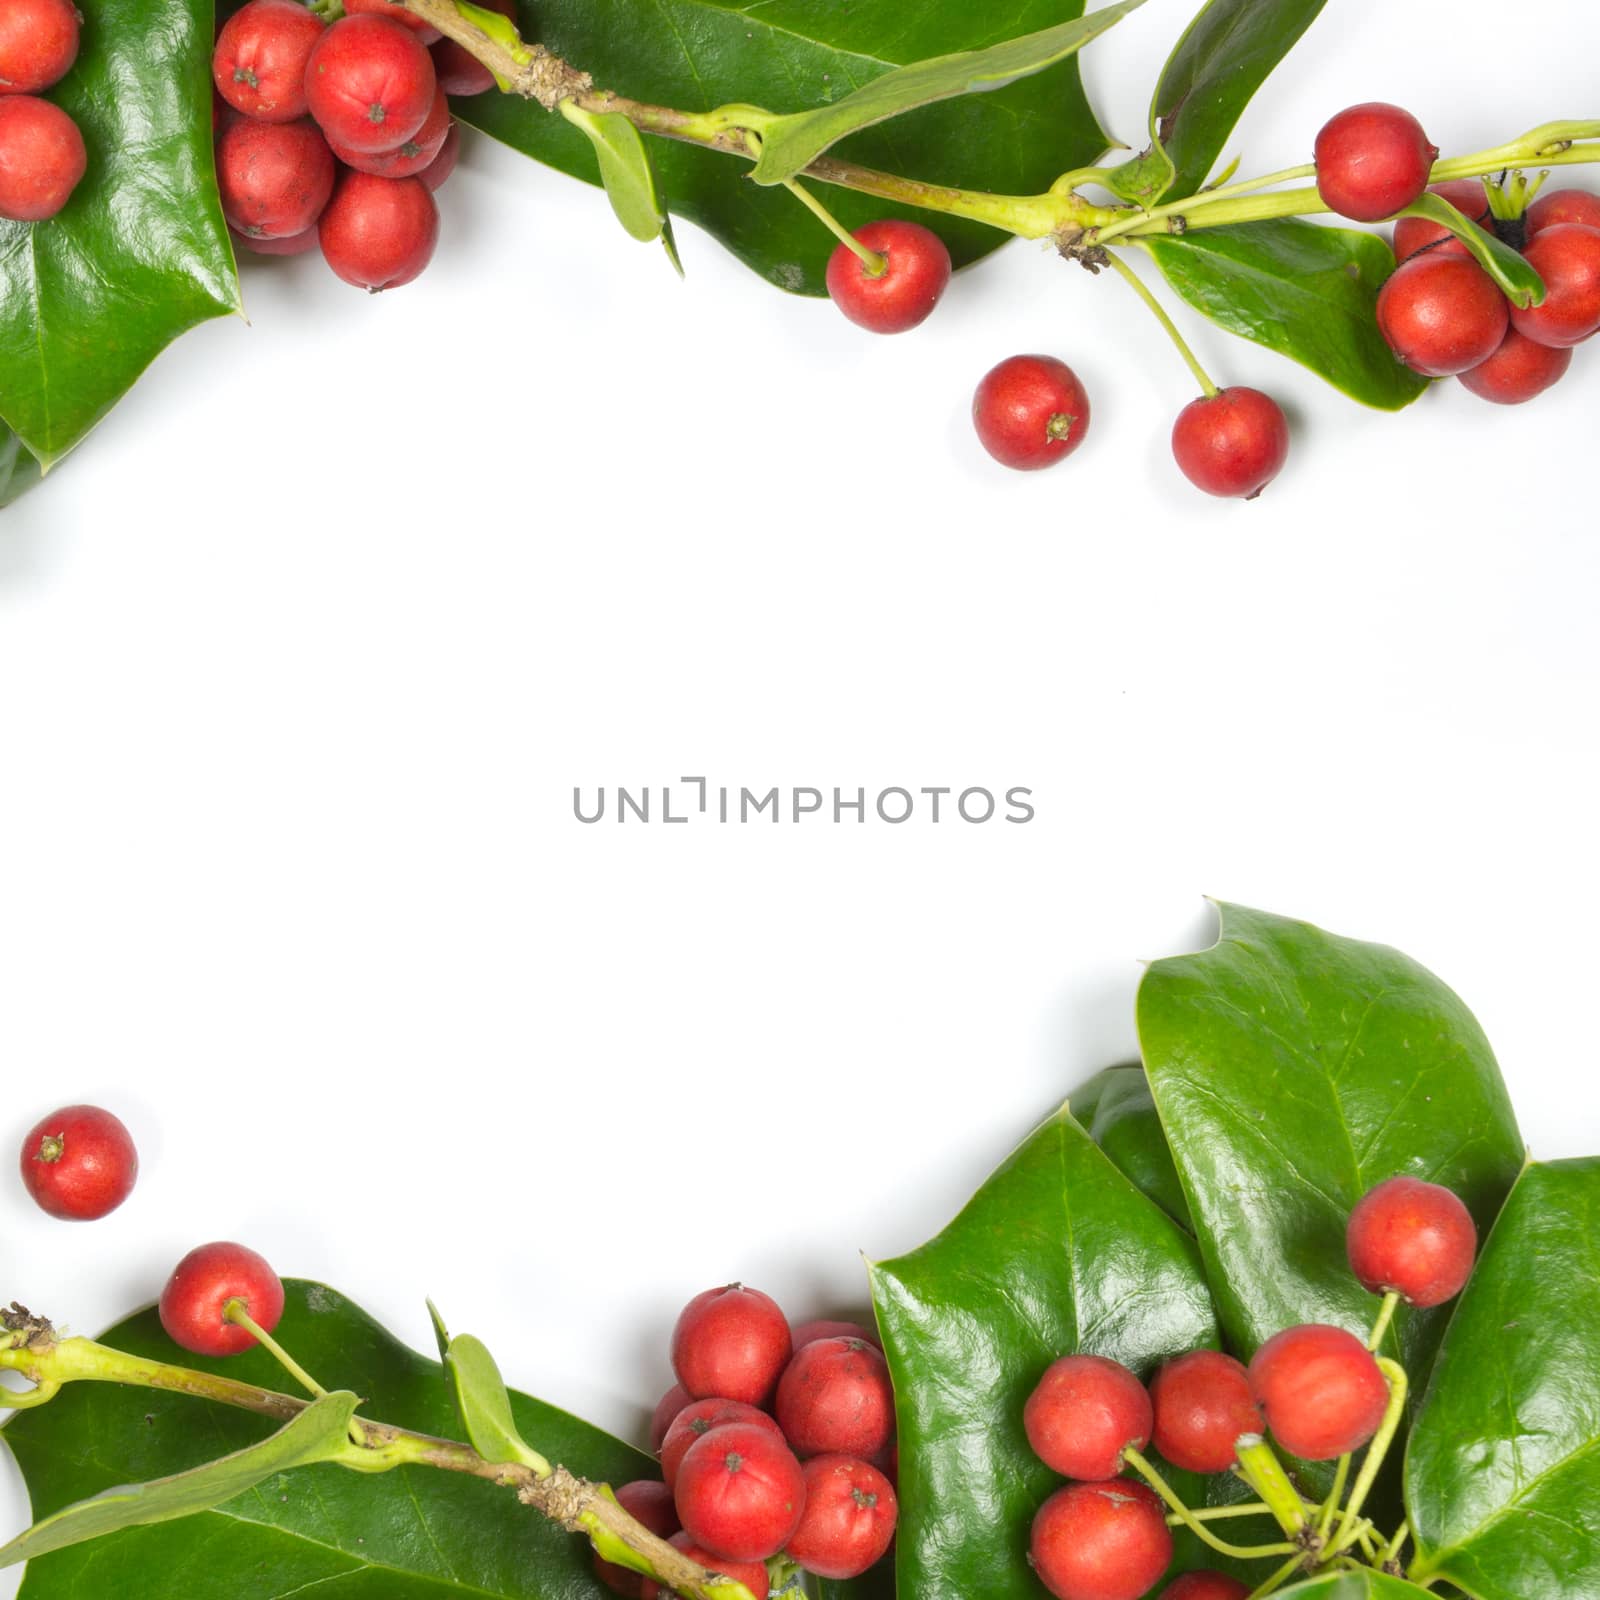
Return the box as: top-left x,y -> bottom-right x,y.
1376,254 -> 1509,376
0,95 -> 85,222
1314,102 -> 1438,222
673,1421 -> 807,1563
1526,188 -> 1600,237
305,15 -> 436,156
317,170 -> 440,291
1392,179 -> 1493,263
1149,1349 -> 1263,1475
1159,1574 -> 1250,1600
650,1381 -> 692,1452
1029,1481 -> 1173,1600
159,1242 -> 286,1359
1457,327 -> 1572,405
19,1104 -> 138,1221
215,116 -> 335,240
1346,1175 -> 1477,1307
1510,223 -> 1600,348
594,1480 -> 679,1599
671,1284 -> 793,1408
784,1454 -> 898,1581
1247,1324 -> 1389,1461
1170,387 -> 1290,500
212,0 -> 325,123
1023,1354 -> 1152,1481
344,0 -> 442,43
825,219 -> 952,334
661,1399 -> 785,1490
791,1319 -> 881,1351
430,0 -> 516,97
640,1533 -> 770,1600
0,0 -> 81,97
972,354 -> 1091,471
775,1336 -> 896,1461
332,84 -> 449,180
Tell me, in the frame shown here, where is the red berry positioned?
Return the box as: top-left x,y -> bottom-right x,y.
1315,103 -> 1437,222
1457,327 -> 1572,405
231,223 -> 320,257
1160,1574 -> 1250,1600
419,118 -> 460,191
594,1480 -> 679,1599
1248,1325 -> 1389,1461
1023,1355 -> 1151,1481
785,1454 -> 898,1581
825,220 -> 952,334
19,1104 -> 138,1221
1376,254 -> 1509,376
0,0 -> 80,96
972,354 -> 1090,471
1346,1175 -> 1477,1307
305,15 -> 436,156
674,1422 -> 806,1563
1511,223 -> 1600,348
671,1285 -> 793,1408
791,1319 -> 881,1352
159,1242 -> 286,1358
1170,387 -> 1290,500
1392,179 -> 1492,263
332,83 -> 449,177
212,0 -> 325,123
344,0 -> 441,44
641,1532 -> 770,1600
1149,1350 -> 1263,1475
650,1382 -> 692,1453
0,95 -> 85,221
1527,188 -> 1600,237
216,116 -> 334,239
318,170 -> 439,291
775,1337 -> 895,1461
431,0 -> 516,97
661,1399 -> 784,1491
1030,1481 -> 1172,1600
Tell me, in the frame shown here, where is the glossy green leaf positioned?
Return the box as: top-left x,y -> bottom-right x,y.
1276,1576 -> 1437,1600
0,0 -> 240,468
1071,1064 -> 1192,1230
1143,223 -> 1432,409
1400,193 -> 1545,305
560,103 -> 682,271
0,1392 -> 360,1568
746,3 -> 1143,187
1407,1158 -> 1600,1600
459,0 -> 1113,295
1108,0 -> 1328,203
2,1281 -> 652,1599
870,1104 -> 1221,1600
1137,903 -> 1524,1405
1,424 -> 43,509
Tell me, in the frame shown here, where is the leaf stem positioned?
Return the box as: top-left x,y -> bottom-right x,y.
1247,1552 -> 1309,1600
1166,1501 -> 1275,1527
1377,1518 -> 1412,1569
1315,1454 -> 1351,1543
1104,250 -> 1219,396
1123,1450 -> 1296,1561
1329,1357 -> 1409,1556
1366,1291 -> 1401,1351
1232,1437 -> 1308,1539
782,179 -> 886,274
223,1301 -> 328,1400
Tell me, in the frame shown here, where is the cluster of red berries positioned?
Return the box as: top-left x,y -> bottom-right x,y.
600,1285 -> 900,1598
0,0 -> 86,224
1315,102 -> 1600,402
1023,1174 -> 1477,1600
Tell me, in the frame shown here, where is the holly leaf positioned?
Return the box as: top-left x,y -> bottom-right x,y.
1,423 -> 43,509
0,0 -> 240,474
1276,1577 -> 1437,1599
560,103 -> 682,272
459,0 -> 1113,295
2,1281 -> 652,1599
1071,1064 -> 1192,1230
1407,1158 -> 1600,1600
438,1322 -> 551,1472
1142,223 -> 1432,409
1399,192 -> 1546,305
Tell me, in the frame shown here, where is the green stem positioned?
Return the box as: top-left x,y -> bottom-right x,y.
1367,1291 -> 1401,1352
1123,1450 -> 1297,1562
1248,1552 -> 1310,1600
782,179 -> 886,274
223,1301 -> 328,1401
1233,1436 -> 1309,1539
1378,1519 -> 1413,1569
1105,250 -> 1219,397
1315,1454 -> 1351,1542
1330,1357 -> 1409,1556
1167,1501 -> 1275,1527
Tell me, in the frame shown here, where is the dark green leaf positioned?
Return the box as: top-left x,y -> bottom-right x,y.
1,424 -> 43,509
1407,1158 -> 1600,1600
1072,1065 -> 1192,1229
1400,193 -> 1545,305
870,1104 -> 1221,1600
459,0 -> 1113,295
0,0 -> 240,467
1143,223 -> 1431,409
746,3 -> 1143,187
1108,0 -> 1328,203
2,1281 -> 652,1599
1276,1577 -> 1437,1599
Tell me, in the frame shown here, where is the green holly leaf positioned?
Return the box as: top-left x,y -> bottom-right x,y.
1275,1576 -> 1437,1599
435,1315 -> 552,1473
560,103 -> 682,271
1,422 -> 44,508
1071,1064 -> 1192,1230
1399,192 -> 1546,305
1407,1158 -> 1600,1600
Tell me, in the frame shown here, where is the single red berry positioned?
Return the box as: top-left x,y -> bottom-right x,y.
0,0 -> 80,96
216,116 -> 334,239
641,1532 -> 770,1600
318,169 -> 439,290
674,1421 -> 807,1563
791,1319 -> 881,1352
305,15 -> 436,155
1511,223 -> 1600,348
775,1337 -> 895,1461
19,1105 -> 138,1221
1170,387 -> 1290,500
594,1480 -> 679,1599
1160,1574 -> 1250,1600
825,220 -> 952,334
1315,103 -> 1438,222
344,0 -> 441,43
661,1399 -> 785,1490
1392,179 -> 1493,263
1346,1175 -> 1478,1307
650,1381 -> 693,1453
159,1242 -> 286,1359
212,0 -> 325,123
972,354 -> 1090,471
0,95 -> 85,221
1527,188 -> 1600,237
1457,327 -> 1572,405
1376,254 -> 1509,376
431,0 -> 516,97
671,1284 -> 793,1408
332,83 -> 449,178
1248,1325 -> 1389,1461
1149,1350 -> 1263,1475
785,1454 -> 898,1581
419,118 -> 460,191
1023,1355 -> 1151,1481
231,223 -> 320,257
1030,1481 -> 1172,1600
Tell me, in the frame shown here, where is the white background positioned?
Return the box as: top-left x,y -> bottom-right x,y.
3,0 -> 1600,1575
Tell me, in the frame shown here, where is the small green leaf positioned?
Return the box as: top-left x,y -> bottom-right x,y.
442,1329 -> 551,1474
1398,193 -> 1546,305
1142,223 -> 1431,409
747,2 -> 1143,187
0,1392 -> 360,1568
1,424 -> 43,509
560,102 -> 682,272
1274,1577 -> 1436,1599
1071,1065 -> 1192,1230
